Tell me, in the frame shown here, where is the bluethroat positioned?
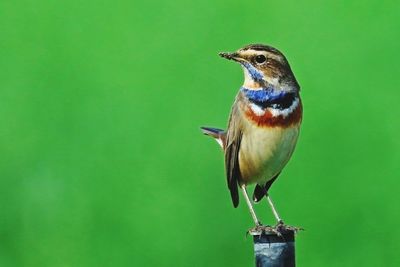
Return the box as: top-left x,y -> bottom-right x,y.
201,44 -> 302,227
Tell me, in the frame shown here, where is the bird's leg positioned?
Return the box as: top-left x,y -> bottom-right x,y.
266,195 -> 284,225
240,184 -> 262,226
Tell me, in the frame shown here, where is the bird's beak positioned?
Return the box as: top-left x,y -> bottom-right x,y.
219,52 -> 243,62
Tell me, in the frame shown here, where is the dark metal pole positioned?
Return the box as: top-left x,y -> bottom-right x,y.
250,228 -> 296,267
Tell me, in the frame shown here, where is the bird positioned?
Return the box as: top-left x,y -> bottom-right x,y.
201,44 -> 302,227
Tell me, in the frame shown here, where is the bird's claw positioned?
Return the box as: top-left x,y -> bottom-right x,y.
247,222 -> 303,236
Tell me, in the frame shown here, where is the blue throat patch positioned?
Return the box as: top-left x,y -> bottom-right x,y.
241,87 -> 286,102
241,62 -> 264,82
241,87 -> 296,110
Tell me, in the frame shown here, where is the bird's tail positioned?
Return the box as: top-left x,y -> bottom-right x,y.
200,126 -> 226,149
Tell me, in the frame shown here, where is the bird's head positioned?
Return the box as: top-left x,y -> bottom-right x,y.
219,44 -> 299,92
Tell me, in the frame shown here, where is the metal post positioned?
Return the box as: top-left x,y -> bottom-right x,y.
249,228 -> 296,267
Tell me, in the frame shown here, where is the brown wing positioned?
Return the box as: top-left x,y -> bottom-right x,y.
224,96 -> 243,208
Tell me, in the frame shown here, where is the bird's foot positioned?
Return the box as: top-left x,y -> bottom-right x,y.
248,222 -> 303,236
274,221 -> 303,234
248,224 -> 282,236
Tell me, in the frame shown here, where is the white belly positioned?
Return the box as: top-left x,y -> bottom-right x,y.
238,123 -> 300,185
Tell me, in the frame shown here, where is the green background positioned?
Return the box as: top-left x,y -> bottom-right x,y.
1,0 -> 399,266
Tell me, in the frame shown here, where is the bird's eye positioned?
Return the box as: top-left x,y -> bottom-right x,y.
255,55 -> 266,64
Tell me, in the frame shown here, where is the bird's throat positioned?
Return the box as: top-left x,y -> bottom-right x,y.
241,87 -> 297,110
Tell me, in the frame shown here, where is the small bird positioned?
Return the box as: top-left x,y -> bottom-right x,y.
201,44 -> 302,227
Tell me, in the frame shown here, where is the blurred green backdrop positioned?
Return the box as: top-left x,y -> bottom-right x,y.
1,0 -> 399,266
